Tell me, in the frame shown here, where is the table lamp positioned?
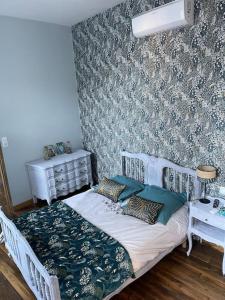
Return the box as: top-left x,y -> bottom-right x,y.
196,165 -> 217,204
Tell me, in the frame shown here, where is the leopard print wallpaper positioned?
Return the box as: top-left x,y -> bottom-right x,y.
72,0 -> 225,195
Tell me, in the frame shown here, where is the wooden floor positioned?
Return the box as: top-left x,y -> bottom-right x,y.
0,240 -> 225,300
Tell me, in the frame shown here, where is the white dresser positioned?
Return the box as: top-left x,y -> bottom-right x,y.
26,150 -> 93,205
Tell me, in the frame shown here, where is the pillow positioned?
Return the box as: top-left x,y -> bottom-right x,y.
137,185 -> 187,225
122,195 -> 164,225
111,175 -> 145,201
96,177 -> 126,202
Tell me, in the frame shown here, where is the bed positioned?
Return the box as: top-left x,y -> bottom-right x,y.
0,151 -> 201,300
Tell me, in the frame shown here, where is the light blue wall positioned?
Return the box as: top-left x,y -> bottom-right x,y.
0,16 -> 82,205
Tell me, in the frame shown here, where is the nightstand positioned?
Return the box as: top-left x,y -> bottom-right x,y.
187,198 -> 225,276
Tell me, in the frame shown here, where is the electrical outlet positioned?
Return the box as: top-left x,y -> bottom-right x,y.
1,137 -> 8,148
219,186 -> 225,196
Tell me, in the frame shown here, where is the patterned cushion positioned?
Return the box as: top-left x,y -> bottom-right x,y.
122,195 -> 164,225
97,177 -> 126,202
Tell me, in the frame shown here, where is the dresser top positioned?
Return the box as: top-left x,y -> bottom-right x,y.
26,149 -> 91,169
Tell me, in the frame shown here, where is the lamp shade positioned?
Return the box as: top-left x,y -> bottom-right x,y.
196,165 -> 217,180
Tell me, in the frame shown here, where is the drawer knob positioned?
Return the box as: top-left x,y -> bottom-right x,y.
55,168 -> 63,173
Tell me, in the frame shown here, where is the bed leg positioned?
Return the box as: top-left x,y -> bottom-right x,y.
182,241 -> 187,249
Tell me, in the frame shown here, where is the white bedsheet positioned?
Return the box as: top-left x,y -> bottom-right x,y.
64,190 -> 188,273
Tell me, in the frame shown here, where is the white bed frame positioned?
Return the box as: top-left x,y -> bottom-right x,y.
0,151 -> 201,300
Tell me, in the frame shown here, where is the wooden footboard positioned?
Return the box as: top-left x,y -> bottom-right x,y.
0,207 -> 61,300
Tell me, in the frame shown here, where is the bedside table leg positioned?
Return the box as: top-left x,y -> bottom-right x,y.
187,232 -> 192,256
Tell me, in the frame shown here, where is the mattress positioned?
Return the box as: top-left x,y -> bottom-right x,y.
64,189 -> 188,274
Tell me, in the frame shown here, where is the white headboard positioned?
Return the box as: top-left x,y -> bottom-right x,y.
121,151 -> 201,201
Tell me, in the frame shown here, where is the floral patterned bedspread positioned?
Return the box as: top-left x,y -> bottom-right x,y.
13,201 -> 134,300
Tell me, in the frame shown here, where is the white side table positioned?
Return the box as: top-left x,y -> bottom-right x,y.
187,198 -> 225,275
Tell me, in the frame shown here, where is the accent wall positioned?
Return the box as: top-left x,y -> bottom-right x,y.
72,0 -> 225,195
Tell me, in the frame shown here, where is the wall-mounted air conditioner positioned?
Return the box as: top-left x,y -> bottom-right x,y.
132,0 -> 194,38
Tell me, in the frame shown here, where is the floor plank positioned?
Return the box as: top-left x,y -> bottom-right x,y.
0,271 -> 22,300
0,246 -> 35,300
112,242 -> 225,300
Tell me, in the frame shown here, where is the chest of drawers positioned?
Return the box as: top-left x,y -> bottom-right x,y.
26,150 -> 93,205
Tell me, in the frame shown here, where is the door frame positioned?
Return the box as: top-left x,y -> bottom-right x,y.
0,146 -> 13,216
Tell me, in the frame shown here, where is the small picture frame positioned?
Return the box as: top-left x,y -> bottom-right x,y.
43,141 -> 72,160
55,142 -> 66,155
64,141 -> 72,154
43,145 -> 56,160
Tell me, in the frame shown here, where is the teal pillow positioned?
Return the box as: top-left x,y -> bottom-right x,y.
111,175 -> 145,202
137,185 -> 187,225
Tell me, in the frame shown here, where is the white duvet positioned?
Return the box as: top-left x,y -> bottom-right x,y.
64,190 -> 188,273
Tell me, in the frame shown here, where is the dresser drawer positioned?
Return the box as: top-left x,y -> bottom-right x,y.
75,166 -> 90,178
54,164 -> 66,175
76,175 -> 89,187
67,171 -> 76,181
192,209 -> 225,231
56,183 -> 68,195
53,170 -> 77,183
74,157 -> 87,169
48,174 -> 68,188
66,161 -> 74,171
68,180 -> 76,189
55,174 -> 68,185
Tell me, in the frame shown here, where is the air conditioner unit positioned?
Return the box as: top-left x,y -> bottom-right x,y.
132,0 -> 194,38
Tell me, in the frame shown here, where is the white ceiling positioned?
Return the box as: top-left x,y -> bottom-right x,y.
0,0 -> 126,26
